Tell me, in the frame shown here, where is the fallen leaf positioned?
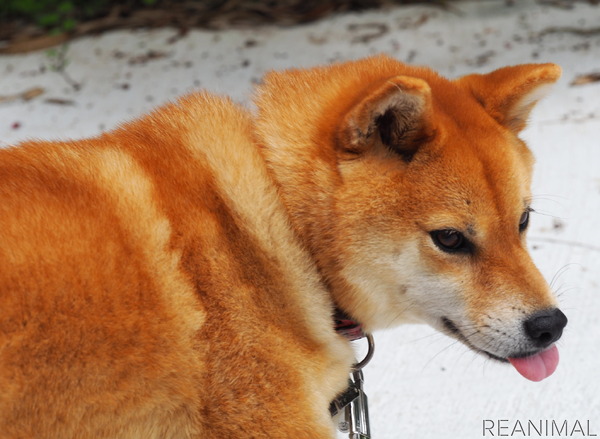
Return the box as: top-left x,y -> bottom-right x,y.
571,72 -> 600,86
0,87 -> 45,103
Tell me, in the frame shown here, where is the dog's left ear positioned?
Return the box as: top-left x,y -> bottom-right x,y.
336,75 -> 435,161
459,63 -> 561,133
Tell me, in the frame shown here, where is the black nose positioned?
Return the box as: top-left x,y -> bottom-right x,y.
524,308 -> 568,347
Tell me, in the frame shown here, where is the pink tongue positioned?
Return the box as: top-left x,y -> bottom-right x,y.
508,345 -> 559,382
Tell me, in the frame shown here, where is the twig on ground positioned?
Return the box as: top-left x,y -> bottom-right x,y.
0,87 -> 45,104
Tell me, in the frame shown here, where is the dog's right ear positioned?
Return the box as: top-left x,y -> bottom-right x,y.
336,75 -> 435,161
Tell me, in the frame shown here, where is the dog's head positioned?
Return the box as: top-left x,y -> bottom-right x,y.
256,56 -> 566,380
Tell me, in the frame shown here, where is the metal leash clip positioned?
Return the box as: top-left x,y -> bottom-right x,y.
336,368 -> 371,439
330,333 -> 374,439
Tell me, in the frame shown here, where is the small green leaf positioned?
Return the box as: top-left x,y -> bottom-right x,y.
38,12 -> 60,27
58,1 -> 74,14
62,17 -> 76,31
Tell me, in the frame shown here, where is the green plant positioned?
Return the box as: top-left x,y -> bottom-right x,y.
2,0 -> 113,33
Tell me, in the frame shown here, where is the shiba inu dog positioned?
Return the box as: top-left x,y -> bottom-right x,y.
0,55 -> 567,438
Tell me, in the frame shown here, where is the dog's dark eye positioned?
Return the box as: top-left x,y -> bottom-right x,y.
519,209 -> 531,232
430,229 -> 471,253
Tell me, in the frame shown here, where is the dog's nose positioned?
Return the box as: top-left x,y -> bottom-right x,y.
524,308 -> 568,347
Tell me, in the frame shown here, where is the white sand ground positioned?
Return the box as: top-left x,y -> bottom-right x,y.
1,1 -> 599,437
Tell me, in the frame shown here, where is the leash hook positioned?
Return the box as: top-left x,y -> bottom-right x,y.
332,334 -> 375,439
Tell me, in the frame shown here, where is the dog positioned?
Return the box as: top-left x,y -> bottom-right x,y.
0,55 -> 567,438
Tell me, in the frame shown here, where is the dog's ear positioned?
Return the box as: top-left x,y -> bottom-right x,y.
336,75 -> 435,161
460,63 -> 561,133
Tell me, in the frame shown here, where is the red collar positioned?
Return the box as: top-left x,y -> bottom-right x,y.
334,309 -> 365,341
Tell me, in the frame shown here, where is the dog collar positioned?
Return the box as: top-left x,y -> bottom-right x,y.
334,308 -> 366,341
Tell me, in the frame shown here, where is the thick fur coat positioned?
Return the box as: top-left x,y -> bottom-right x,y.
0,56 -> 564,438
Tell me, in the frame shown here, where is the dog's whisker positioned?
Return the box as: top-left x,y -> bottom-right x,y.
549,263 -> 578,290
554,286 -> 579,299
528,193 -> 568,204
423,338 -> 463,372
530,209 -> 566,220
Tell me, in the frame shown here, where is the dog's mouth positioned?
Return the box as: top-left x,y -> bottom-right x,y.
441,317 -> 560,381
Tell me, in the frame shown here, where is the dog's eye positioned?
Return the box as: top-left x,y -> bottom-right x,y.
519,209 -> 531,232
430,229 -> 471,253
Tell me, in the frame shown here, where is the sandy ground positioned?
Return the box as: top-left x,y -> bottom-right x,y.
1,0 -> 599,437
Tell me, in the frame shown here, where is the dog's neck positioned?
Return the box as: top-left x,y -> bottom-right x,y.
254,69 -> 343,245
253,66 -> 353,311
252,58 -> 411,326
